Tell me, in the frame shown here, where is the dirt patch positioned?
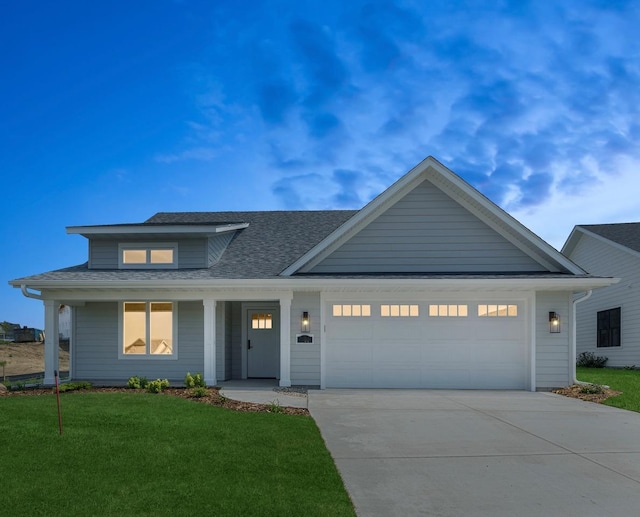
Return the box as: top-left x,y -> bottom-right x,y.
0,385 -> 309,416
0,342 -> 69,378
553,384 -> 622,404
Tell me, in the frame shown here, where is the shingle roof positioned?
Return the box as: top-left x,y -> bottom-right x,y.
12,210 -> 358,282
580,222 -> 640,254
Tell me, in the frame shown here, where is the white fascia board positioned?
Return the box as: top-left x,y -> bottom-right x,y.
66,223 -> 249,236
16,276 -> 619,295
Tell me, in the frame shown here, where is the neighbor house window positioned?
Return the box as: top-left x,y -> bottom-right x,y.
119,243 -> 177,268
478,304 -> 518,317
332,304 -> 371,317
381,304 -> 419,317
251,313 -> 273,329
428,304 -> 468,317
597,307 -> 621,348
122,302 -> 175,356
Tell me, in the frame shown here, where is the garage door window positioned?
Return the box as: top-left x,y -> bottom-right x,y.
478,304 -> 518,317
381,304 -> 419,317
428,304 -> 468,317
332,304 -> 371,317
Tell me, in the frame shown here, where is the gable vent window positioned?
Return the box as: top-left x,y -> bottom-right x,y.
429,304 -> 468,317
381,304 -> 419,317
332,304 -> 371,317
597,307 -> 621,348
478,304 -> 518,317
119,244 -> 177,268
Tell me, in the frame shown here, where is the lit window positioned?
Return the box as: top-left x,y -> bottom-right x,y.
428,304 -> 468,317
478,304 -> 518,317
120,244 -> 177,268
123,302 -> 174,356
381,304 -> 419,317
332,304 -> 371,317
251,313 -> 273,329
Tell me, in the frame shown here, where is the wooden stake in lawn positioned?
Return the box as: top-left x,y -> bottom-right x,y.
54,370 -> 63,435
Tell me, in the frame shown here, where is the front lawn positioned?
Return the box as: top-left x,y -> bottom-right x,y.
576,366 -> 640,412
0,392 -> 355,516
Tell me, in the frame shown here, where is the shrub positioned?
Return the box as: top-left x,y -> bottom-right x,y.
58,381 -> 92,392
147,379 -> 170,393
184,372 -> 206,388
127,376 -> 149,389
579,383 -> 605,395
576,351 -> 608,368
190,387 -> 208,398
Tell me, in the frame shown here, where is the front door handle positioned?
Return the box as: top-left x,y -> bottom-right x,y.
247,339 -> 251,350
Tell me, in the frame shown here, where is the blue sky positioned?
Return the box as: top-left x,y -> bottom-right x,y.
2,0 -> 639,328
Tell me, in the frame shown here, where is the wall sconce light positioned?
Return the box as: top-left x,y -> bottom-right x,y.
301,311 -> 310,333
549,312 -> 560,333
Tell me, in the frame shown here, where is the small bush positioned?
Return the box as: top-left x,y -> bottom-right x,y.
147,379 -> 170,393
623,365 -> 636,370
190,386 -> 208,398
58,381 -> 92,392
184,372 -> 206,388
579,383 -> 605,395
127,376 -> 149,389
268,399 -> 283,414
576,351 -> 608,368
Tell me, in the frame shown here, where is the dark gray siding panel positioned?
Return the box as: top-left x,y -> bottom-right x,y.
89,241 -> 118,268
74,301 -> 204,383
310,180 -> 546,273
208,232 -> 235,266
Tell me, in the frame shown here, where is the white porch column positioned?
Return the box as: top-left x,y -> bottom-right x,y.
203,299 -> 217,386
279,295 -> 292,387
43,299 -> 60,386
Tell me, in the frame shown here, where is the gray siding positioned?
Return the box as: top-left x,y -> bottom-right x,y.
570,233 -> 640,367
290,292 -> 321,386
87,238 -> 208,269
208,232 -> 235,266
536,292 -> 572,389
310,180 -> 546,273
74,301 -> 204,383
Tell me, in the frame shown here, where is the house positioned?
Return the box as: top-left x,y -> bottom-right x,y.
9,157 -> 616,390
563,223 -> 640,367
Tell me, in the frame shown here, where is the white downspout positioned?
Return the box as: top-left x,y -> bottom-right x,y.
21,285 -> 43,300
572,290 -> 592,385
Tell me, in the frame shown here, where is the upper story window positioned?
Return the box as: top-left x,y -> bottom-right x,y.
119,243 -> 177,269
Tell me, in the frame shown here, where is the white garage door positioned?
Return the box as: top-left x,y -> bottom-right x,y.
325,301 -> 528,389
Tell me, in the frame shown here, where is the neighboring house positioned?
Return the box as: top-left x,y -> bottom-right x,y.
0,322 -> 19,341
9,157 -> 615,389
563,223 -> 640,367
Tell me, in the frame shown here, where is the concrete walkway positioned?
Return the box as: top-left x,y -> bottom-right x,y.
218,380 -> 308,409
308,389 -> 640,517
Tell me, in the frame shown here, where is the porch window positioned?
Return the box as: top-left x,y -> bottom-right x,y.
122,302 -> 175,356
251,313 -> 273,329
597,307 -> 621,348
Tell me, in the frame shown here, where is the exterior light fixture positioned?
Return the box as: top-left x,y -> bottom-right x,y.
301,311 -> 310,333
549,312 -> 560,333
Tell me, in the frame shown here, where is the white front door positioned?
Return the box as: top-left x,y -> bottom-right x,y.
247,307 -> 280,378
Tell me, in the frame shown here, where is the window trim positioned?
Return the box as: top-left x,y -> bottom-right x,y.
118,301 -> 179,360
118,242 -> 178,269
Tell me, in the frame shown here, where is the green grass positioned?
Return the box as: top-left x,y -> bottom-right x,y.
577,366 -> 640,412
0,393 -> 355,517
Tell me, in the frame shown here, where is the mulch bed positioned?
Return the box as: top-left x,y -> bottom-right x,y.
552,384 -> 621,404
0,385 -> 309,416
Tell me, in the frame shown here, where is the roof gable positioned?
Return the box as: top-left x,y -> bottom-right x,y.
282,156 -> 584,276
563,223 -> 640,260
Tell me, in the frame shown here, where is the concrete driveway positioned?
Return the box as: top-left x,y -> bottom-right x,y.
308,389 -> 640,517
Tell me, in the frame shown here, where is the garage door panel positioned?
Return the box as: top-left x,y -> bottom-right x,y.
325,300 -> 528,389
